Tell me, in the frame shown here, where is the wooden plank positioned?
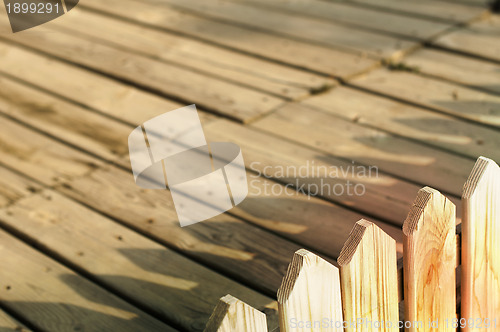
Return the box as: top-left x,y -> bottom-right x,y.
0,308 -> 30,331
461,157 -> 500,330
302,86 -> 500,161
47,7 -> 336,101
404,48 -> 500,95
138,0 -> 418,59
234,0 -> 452,40
403,187 -> 456,331
0,24 -> 284,123
351,68 -> 500,127
77,0 -> 378,78
0,229 -> 176,332
342,0 -> 488,23
204,295 -> 268,332
277,249 -> 343,332
0,167 -> 40,208
337,220 -> 399,331
250,102 -> 474,198
0,190 -> 278,331
434,15 -> 500,63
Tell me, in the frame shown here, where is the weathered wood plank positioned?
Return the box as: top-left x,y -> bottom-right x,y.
338,220 -> 399,331
403,187 -> 456,331
461,157 -> 500,330
340,0 -> 487,23
405,48 -> 500,95
0,24 -> 284,123
434,15 -> 500,63
250,102 -> 474,197
0,190 -> 278,331
48,7 -> 336,100
0,308 -> 30,331
0,229 -> 176,332
140,0 -> 417,59
302,86 -> 500,161
0,167 -> 40,208
278,249 -> 343,332
351,68 -> 500,127
236,0 -> 452,40
204,295 -> 268,332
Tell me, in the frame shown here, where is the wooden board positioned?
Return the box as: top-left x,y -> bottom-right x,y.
47,7 -> 336,101
250,102 -> 474,198
0,229 -> 175,332
404,48 -> 500,95
434,15 -> 500,63
277,249 -> 343,332
79,0 -> 378,78
302,86 -> 500,161
0,166 -> 40,208
0,308 -> 30,331
204,295 -> 268,332
461,157 -> 500,330
338,220 -> 399,331
351,68 -> 500,127
139,0 -> 417,60
403,187 -> 456,332
234,0 -> 452,40
0,24 -> 285,123
0,190 -> 278,331
343,0 -> 487,23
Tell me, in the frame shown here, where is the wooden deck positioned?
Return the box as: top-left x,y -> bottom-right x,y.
0,0 -> 498,331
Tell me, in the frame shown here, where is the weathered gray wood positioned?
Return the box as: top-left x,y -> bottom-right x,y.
250,102 -> 475,197
0,229 -> 176,332
302,86 -> 500,161
404,48 -> 500,95
48,7 -> 336,100
351,68 -> 500,127
141,0 -> 417,59
0,191 -> 278,331
236,0 -> 452,40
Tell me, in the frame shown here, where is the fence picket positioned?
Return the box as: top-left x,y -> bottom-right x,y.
338,219 -> 399,331
277,249 -> 343,331
403,186 -> 457,331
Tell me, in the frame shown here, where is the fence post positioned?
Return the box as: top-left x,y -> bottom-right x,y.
403,187 -> 456,331
462,157 -> 500,331
278,249 -> 343,331
204,294 -> 268,332
338,219 -> 399,331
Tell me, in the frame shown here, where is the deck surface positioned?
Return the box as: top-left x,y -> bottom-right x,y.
0,0 -> 498,331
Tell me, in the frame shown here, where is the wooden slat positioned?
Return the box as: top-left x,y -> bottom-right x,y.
204,295 -> 268,332
0,23 -> 285,123
461,157 -> 500,330
351,68 -> 500,127
0,229 -> 176,332
403,187 -> 456,331
138,0 -> 417,59
0,308 -> 30,331
0,167 -> 40,208
434,15 -> 500,63
47,7 -> 335,101
250,102 -> 474,198
302,86 -> 500,161
79,0 -> 378,78
342,0 -> 487,23
0,190 -> 278,331
404,48 -> 500,95
277,249 -> 343,332
338,220 -> 399,331
235,0 -> 452,40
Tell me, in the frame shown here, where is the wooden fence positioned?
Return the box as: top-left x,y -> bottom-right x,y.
204,156 -> 500,331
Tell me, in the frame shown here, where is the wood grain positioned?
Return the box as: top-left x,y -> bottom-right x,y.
461,157 -> 500,330
204,295 -> 268,332
338,220 -> 399,331
0,308 -> 30,331
403,187 -> 456,331
278,249 -> 343,332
